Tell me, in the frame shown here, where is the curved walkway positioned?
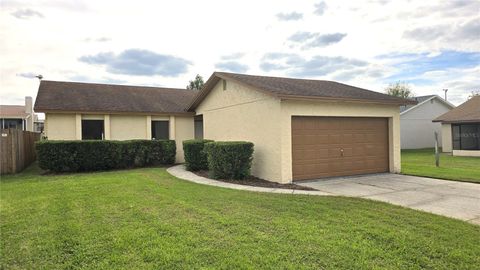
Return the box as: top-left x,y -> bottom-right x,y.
166,165 -> 332,195
167,165 -> 480,224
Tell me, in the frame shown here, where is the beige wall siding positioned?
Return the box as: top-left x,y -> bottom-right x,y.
196,80 -> 283,182
45,113 -> 195,163
441,123 -> 452,152
173,116 -> 194,163
45,113 -> 77,140
110,115 -> 148,140
280,100 -> 401,183
400,98 -> 452,149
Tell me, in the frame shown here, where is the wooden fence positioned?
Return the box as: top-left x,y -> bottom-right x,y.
1,129 -> 41,175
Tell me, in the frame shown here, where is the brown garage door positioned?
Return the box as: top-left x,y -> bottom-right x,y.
292,116 -> 389,181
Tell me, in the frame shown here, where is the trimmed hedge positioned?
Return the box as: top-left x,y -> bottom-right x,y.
204,141 -> 254,180
36,140 -> 176,172
183,139 -> 214,171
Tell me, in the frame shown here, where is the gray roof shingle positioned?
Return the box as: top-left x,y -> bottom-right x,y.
189,72 -> 416,110
34,80 -> 197,114
433,96 -> 480,123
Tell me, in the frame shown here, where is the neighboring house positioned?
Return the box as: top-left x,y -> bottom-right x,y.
34,72 -> 414,183
433,96 -> 480,157
0,96 -> 42,132
400,95 -> 455,149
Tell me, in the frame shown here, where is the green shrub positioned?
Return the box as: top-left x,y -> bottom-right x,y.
36,140 -> 176,173
204,141 -> 254,180
183,139 -> 214,171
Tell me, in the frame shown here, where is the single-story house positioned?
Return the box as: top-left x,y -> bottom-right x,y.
1,96 -> 43,132
400,95 -> 455,149
34,81 -> 197,162
34,72 -> 415,183
433,96 -> 480,157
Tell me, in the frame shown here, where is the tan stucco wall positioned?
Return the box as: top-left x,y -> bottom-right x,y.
196,79 -> 283,182
279,100 -> 401,183
110,115 -> 149,140
441,123 -> 452,152
45,113 -> 194,163
196,79 -> 402,183
174,116 -> 194,163
45,113 -> 77,140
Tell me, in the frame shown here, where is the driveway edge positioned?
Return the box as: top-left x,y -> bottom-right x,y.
166,164 -> 331,196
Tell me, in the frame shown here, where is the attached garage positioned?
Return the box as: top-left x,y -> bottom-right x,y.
189,72 -> 415,183
292,116 -> 389,180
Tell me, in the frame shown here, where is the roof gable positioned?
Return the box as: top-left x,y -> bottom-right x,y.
188,72 -> 416,110
400,95 -> 455,115
34,81 -> 197,115
433,96 -> 480,123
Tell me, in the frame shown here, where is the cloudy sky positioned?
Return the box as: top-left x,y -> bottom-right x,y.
1,0 -> 479,109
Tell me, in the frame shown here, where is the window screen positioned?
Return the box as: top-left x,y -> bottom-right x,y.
82,120 -> 104,140
452,123 -> 480,150
152,121 -> 169,140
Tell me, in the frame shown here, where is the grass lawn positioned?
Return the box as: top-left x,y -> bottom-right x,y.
402,148 -> 480,183
1,165 -> 479,269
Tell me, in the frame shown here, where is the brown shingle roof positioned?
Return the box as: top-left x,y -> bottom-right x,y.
34,81 -> 197,114
188,72 -> 416,110
0,105 -> 28,118
433,96 -> 480,123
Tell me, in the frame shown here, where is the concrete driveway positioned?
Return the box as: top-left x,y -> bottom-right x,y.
298,174 -> 480,225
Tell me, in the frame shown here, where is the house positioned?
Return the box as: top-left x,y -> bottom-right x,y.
34,81 -> 197,162
34,72 -> 415,183
400,95 -> 455,149
433,96 -> 480,157
0,96 -> 43,132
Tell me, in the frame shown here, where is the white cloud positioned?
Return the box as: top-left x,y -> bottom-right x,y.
0,0 -> 478,106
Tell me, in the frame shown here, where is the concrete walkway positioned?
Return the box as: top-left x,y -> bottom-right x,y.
167,165 -> 480,225
167,165 -> 332,195
298,174 -> 480,225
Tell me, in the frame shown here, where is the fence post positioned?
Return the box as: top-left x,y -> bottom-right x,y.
434,132 -> 439,167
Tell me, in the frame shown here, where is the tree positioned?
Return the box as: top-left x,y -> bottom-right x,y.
468,90 -> 479,99
384,82 -> 414,99
187,74 -> 205,90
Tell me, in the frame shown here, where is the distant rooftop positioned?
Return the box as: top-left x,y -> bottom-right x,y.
433,96 -> 480,123
0,105 -> 28,118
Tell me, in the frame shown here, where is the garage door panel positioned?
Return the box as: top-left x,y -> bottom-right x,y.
292,116 -> 389,180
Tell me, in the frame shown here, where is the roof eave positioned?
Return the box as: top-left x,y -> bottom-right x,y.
278,94 -> 416,105
36,108 -> 195,116
400,95 -> 455,116
433,119 -> 480,124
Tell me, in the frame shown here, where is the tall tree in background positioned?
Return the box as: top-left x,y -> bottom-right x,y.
384,82 -> 414,99
187,74 -> 205,90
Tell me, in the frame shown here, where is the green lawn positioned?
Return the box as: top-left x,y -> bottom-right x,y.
402,148 -> 480,183
1,165 -> 479,269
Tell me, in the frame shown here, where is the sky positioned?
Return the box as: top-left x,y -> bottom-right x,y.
1,0 -> 479,111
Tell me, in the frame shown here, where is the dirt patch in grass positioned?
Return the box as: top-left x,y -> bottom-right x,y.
193,170 -> 316,191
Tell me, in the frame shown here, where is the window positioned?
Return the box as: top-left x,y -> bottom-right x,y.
222,79 -> 227,90
452,123 -> 480,150
194,115 -> 203,139
82,120 -> 104,140
152,121 -> 169,140
2,119 -> 23,130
